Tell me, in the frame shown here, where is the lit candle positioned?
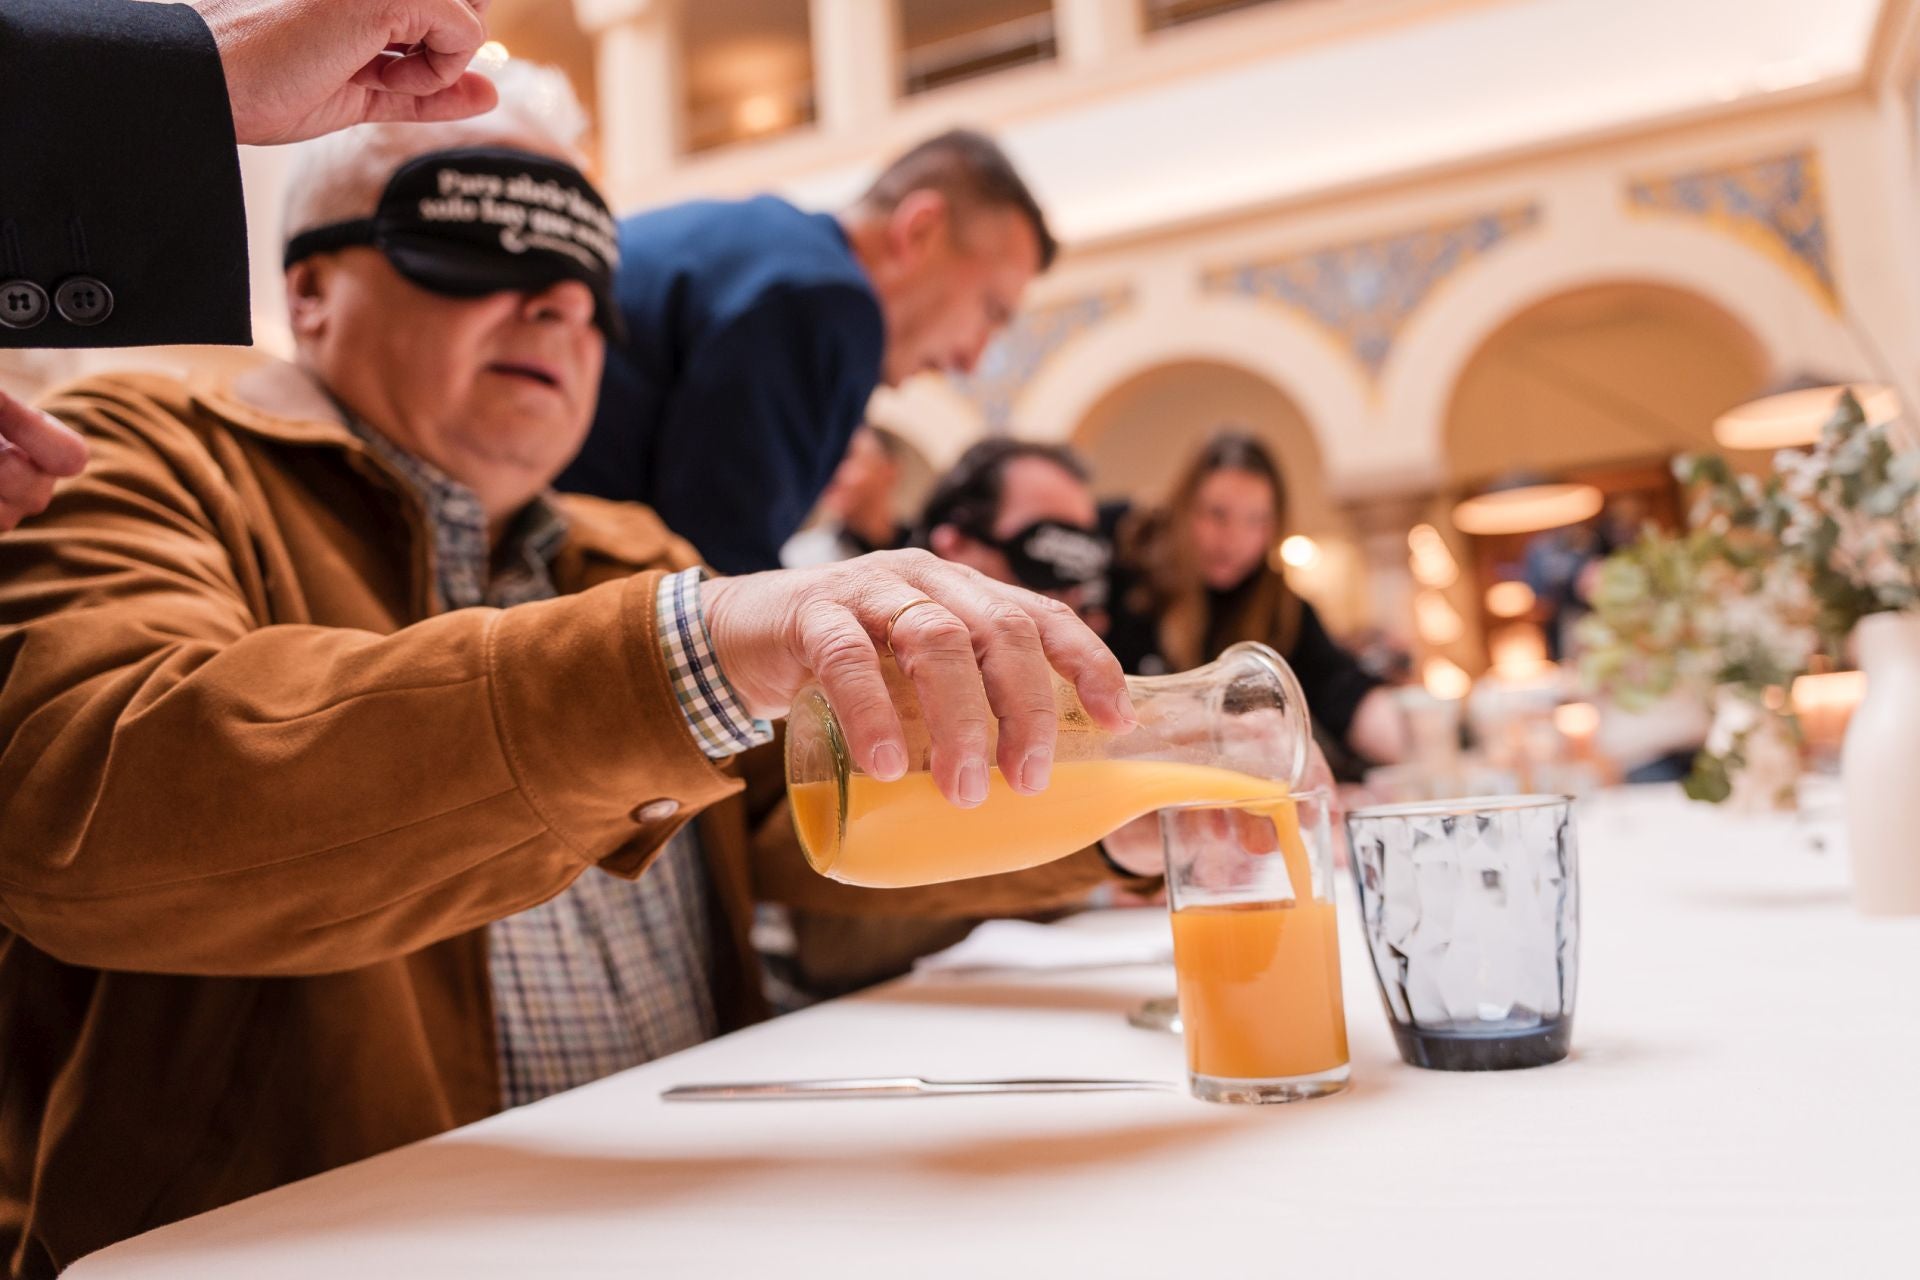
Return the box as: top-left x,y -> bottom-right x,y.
1791,670 -> 1866,766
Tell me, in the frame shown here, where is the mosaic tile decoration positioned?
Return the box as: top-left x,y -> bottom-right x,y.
1626,149 -> 1837,310
1200,205 -> 1543,383
951,286 -> 1135,431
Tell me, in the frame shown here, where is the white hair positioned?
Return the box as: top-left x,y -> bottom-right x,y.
280,59 -> 593,251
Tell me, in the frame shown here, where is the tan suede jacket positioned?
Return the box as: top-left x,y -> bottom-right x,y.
0,362 -> 1126,1277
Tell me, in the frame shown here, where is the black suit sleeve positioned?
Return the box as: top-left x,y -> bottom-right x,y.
644,284 -> 884,574
0,0 -> 250,349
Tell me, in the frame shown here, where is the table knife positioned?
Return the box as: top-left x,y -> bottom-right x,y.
661,1076 -> 1179,1101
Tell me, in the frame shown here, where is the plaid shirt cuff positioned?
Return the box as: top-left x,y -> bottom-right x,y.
657,568 -> 774,759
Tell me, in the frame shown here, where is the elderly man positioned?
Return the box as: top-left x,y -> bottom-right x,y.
560,129 -> 1055,574
0,69 -> 1143,1278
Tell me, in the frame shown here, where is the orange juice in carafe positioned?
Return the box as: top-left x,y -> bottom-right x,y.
790,759 -> 1292,888
785,642 -> 1314,889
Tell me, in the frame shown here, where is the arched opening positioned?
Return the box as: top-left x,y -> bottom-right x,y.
1440,282 -> 1770,672
1444,283 -> 1769,486
1068,360 -> 1366,632
1071,360 -> 1332,521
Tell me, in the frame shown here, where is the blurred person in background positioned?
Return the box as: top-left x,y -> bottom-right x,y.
562,130 -> 1056,574
781,424 -> 911,567
918,438 -> 1115,629
1107,430 -> 1409,777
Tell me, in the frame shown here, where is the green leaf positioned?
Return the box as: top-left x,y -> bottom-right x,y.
1682,751 -> 1733,804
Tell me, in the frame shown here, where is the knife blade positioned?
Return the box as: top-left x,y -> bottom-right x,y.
661,1076 -> 1179,1101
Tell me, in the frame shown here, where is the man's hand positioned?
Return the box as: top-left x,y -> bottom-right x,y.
190,0 -> 499,146
702,549 -> 1137,810
0,393 -> 87,532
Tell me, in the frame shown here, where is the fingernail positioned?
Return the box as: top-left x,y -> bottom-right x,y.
872,743 -> 907,780
1019,749 -> 1052,793
1110,690 -> 1139,729
958,759 -> 989,807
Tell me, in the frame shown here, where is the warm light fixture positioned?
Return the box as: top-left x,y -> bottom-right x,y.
1422,656 -> 1472,701
1553,701 -> 1601,739
1485,580 -> 1537,618
1414,589 -> 1465,646
1487,623 -> 1551,680
1713,380 -> 1898,451
1451,478 -> 1604,537
1278,535 -> 1320,569
1407,524 -> 1459,588
476,40 -> 510,67
734,93 -> 789,135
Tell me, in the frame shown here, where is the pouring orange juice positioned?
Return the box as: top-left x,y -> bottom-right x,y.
786,642 -> 1312,888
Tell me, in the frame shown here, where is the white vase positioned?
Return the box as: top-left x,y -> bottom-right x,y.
1841,612 -> 1920,916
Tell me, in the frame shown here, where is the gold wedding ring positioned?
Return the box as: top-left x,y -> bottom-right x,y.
883,598 -> 940,657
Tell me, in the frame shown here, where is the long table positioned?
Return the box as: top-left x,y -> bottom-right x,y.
70,787 -> 1920,1278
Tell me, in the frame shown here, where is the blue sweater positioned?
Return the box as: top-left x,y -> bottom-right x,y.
559,196 -> 886,573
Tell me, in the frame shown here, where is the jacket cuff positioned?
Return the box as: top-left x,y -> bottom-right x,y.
485,572 -> 742,865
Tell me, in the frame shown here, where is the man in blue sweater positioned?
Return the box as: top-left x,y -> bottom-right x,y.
559,130 -> 1056,573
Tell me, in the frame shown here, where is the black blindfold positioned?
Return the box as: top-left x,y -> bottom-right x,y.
968,518 -> 1113,596
284,147 -> 626,342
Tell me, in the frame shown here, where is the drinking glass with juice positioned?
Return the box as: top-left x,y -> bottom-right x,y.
1164,790 -> 1350,1104
787,642 -> 1312,888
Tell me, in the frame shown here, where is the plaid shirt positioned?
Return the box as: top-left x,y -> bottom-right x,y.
351,423 -> 769,1107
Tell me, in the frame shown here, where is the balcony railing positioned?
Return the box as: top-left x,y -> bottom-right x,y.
902,11 -> 1059,97
1144,0 -> 1295,34
685,80 -> 818,154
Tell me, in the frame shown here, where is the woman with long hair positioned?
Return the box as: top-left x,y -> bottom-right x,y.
1110,429 -> 1408,769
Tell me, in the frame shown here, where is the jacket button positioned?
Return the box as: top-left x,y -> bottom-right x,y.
631,798 -> 681,825
54,277 -> 113,327
0,281 -> 48,330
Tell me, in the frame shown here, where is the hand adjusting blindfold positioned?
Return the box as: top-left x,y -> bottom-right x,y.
284,147 -> 626,342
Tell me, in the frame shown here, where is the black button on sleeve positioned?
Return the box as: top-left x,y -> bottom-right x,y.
0,281 -> 49,330
54,276 -> 113,326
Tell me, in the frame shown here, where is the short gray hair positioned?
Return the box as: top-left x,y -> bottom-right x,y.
280,59 -> 592,252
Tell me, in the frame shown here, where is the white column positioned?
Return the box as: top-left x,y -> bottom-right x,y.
1054,0 -> 1142,70
574,0 -> 684,208
809,0 -> 898,133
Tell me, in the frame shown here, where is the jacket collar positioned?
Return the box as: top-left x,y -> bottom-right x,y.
187,358 -> 681,578
190,359 -> 363,448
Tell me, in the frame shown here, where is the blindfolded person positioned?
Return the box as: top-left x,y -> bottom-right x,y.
920,439 -> 1116,625
0,66 -> 1135,1277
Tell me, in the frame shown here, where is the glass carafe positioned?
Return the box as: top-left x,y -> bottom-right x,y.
787,641 -> 1312,888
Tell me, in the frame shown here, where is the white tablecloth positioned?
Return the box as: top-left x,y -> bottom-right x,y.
70,787 -> 1920,1278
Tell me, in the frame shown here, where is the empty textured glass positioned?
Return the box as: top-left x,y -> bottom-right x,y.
1345,795 -> 1579,1071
